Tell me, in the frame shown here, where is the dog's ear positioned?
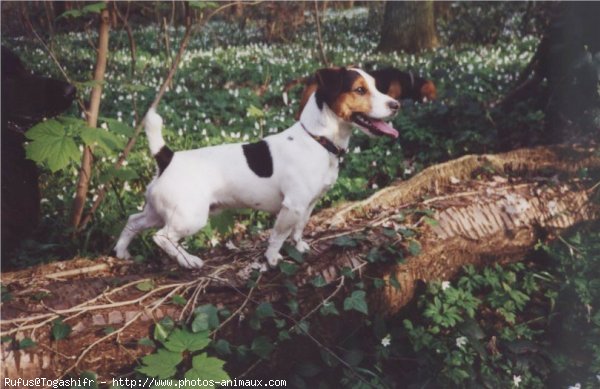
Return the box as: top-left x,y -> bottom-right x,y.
315,67 -> 347,110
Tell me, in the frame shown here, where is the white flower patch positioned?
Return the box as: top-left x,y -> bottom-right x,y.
512,375 -> 521,387
441,281 -> 451,290
381,334 -> 391,347
455,336 -> 467,349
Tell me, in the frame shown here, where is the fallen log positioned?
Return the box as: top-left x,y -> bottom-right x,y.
1,144 -> 598,381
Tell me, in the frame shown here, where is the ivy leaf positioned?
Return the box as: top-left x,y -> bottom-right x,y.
251,336 -> 275,359
137,348 -> 182,379
213,339 -> 231,356
25,119 -> 80,172
310,275 -> 327,288
284,244 -> 304,263
343,290 -> 369,315
319,301 -> 340,316
171,295 -> 186,306
163,329 -> 211,353
183,353 -> 230,389
255,302 -> 275,320
100,117 -> 135,137
136,280 -> 154,292
333,235 -> 357,248
19,337 -> 37,349
279,261 -> 298,276
408,240 -> 422,256
154,316 -> 175,343
51,318 -> 71,341
192,304 -> 220,332
138,337 -> 155,347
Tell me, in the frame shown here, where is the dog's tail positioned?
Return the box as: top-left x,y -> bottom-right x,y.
145,108 -> 173,175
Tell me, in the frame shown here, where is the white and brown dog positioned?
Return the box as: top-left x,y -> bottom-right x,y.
114,67 -> 399,269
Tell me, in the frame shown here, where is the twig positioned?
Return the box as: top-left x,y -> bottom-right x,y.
210,274 -> 262,337
45,263 -> 109,279
313,0 -> 329,66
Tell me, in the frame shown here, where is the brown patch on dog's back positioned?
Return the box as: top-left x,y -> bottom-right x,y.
386,80 -> 403,100
420,80 -> 437,101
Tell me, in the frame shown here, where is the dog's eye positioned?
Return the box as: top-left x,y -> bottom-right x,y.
354,87 -> 366,95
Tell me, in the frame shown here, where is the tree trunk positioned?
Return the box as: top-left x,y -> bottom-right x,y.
1,145 -> 598,380
70,7 -> 110,229
378,1 -> 438,53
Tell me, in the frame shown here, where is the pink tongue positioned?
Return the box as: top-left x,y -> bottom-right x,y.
371,119 -> 399,139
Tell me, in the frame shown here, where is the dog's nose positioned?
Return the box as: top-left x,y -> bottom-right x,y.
387,100 -> 400,111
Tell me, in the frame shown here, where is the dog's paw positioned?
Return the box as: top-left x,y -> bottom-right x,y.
115,248 -> 131,260
178,255 -> 204,269
265,250 -> 283,268
295,240 -> 310,253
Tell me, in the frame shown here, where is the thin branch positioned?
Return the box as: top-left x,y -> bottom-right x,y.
314,1 -> 329,66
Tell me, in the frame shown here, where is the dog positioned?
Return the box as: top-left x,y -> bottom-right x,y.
284,66 -> 436,120
114,67 -> 399,269
1,46 -> 76,258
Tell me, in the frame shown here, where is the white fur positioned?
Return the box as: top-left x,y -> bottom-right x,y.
114,70 -> 398,269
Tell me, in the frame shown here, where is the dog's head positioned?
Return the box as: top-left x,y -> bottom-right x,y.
314,67 -> 400,138
1,46 -> 76,127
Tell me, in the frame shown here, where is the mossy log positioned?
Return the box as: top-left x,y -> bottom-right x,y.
1,144 -> 598,380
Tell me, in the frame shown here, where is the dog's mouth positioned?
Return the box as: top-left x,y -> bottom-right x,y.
351,113 -> 399,139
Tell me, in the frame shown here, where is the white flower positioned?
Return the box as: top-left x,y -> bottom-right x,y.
381,334 -> 391,347
455,336 -> 467,349
225,240 -> 238,250
512,375 -> 521,387
567,384 -> 581,389
441,281 -> 451,291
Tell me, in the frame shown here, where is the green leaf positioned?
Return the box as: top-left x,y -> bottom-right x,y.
100,117 -> 135,137
279,261 -> 298,276
51,318 -> 71,340
1,336 -> 12,343
103,326 -> 116,335
246,104 -> 265,118
319,301 -> 340,316
19,337 -> 37,349
213,339 -> 231,356
80,126 -> 125,153
136,280 -> 154,291
163,329 -> 211,353
154,316 -> 175,343
188,1 -> 219,11
287,299 -> 299,315
408,240 -> 422,256
183,353 -> 229,389
255,302 -> 275,319
138,337 -> 155,347
192,304 -> 220,332
424,216 -> 439,226
284,244 -> 304,263
333,235 -> 357,248
171,295 -> 186,306
251,336 -> 275,359
343,290 -> 368,315
25,119 -> 80,172
310,275 -> 327,288
137,348 -> 182,379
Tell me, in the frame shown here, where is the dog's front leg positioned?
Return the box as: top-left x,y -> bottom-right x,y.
265,200 -> 307,267
291,201 -> 317,254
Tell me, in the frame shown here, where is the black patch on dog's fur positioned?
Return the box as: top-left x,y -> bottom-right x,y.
242,140 -> 273,178
315,67 -> 360,110
155,146 -> 174,175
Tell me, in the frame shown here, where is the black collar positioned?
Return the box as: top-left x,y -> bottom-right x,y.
300,122 -> 346,158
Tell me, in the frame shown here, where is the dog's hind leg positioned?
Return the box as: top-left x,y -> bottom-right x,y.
115,204 -> 163,260
152,206 -> 208,269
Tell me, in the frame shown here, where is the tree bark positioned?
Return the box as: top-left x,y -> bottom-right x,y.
1,144 -> 598,380
378,1 -> 438,53
70,7 -> 110,229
